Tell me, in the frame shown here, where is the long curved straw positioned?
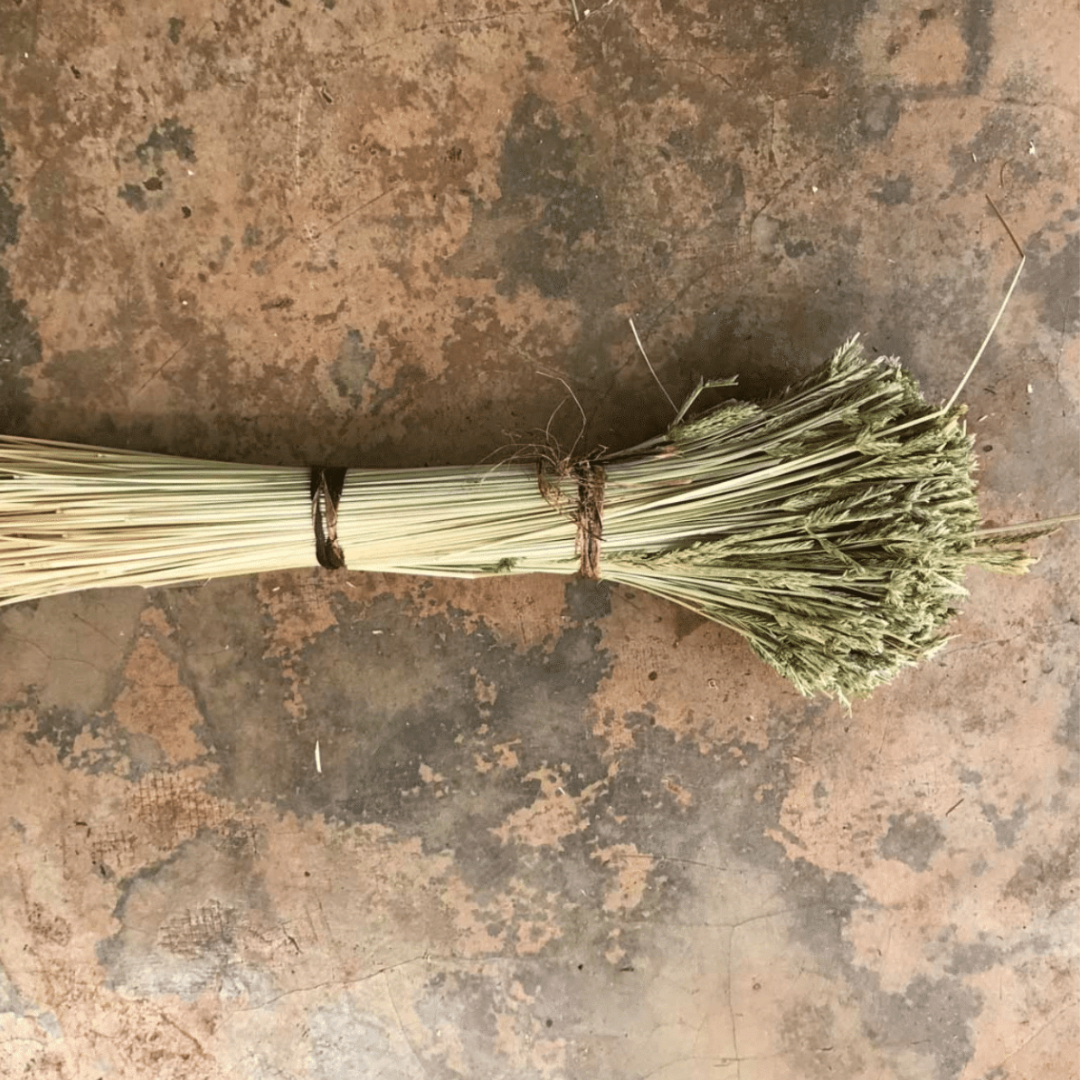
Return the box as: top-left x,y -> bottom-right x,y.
945,195 -> 1027,412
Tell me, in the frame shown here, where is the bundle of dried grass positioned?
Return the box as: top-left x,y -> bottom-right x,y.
1,336 -> 1061,701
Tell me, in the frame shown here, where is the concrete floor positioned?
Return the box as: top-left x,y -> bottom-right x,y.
1,2 -> 1077,1078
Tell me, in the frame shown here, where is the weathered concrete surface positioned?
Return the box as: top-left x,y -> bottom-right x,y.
1,2 -> 1077,1078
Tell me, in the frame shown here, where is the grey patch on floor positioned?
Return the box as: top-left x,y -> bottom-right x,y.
1055,686 -> 1079,794
784,236 -> 817,258
330,327 -> 377,407
1060,676 -> 1080,744
1003,830 -> 1080,916
0,961 -> 28,1015
160,579 -> 297,799
668,296 -> 856,402
1024,225 -> 1080,336
0,122 -> 16,248
980,801 -> 1027,848
569,11 -> 671,106
879,810 -> 946,871
486,93 -> 608,301
949,106 -> 1041,191
96,833 -> 273,1001
284,580 -> 615,869
384,705 -> 985,1080
638,0 -> 877,70
118,182 -> 148,211
857,972 -> 982,1080
176,576 -> 612,826
869,174 -> 914,205
134,117 -> 197,165
945,938 -> 1002,976
959,0 -> 994,94
413,969 -> 502,1076
0,120 -> 41,434
22,705 -> 144,777
305,999 -> 411,1080
98,571 -> 996,1080
39,346 -> 124,405
779,999 -> 838,1077
662,130 -> 746,222
564,577 -> 611,622
855,88 -> 902,142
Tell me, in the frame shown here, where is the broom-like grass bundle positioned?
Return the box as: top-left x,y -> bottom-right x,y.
0,336 -> 1058,701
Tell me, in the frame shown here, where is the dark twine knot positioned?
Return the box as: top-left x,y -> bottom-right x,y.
574,460 -> 606,579
537,458 -> 605,579
310,466 -> 347,570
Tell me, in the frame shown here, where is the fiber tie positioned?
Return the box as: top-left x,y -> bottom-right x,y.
536,458 -> 605,579
574,461 -> 605,580
310,466 -> 347,569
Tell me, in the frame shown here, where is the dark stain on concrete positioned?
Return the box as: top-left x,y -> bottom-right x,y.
879,810 -> 945,871
669,296 -> 857,404
960,0 -> 994,94
0,118 -> 41,434
413,970 -> 503,1073
445,94 -> 609,302
980,801 -> 1026,848
659,751 -> 988,1080
0,3 -> 38,60
784,237 -> 816,258
565,577 -> 612,622
0,121 -> 18,248
859,973 -> 982,1080
118,182 -> 148,211
1003,829 -> 1079,916
1055,686 -> 1079,795
666,128 -> 746,221
42,346 -> 126,405
496,94 -> 606,299
301,585 -> 611,832
0,962 -> 29,1015
780,1000 -> 837,1076
869,174 -> 913,205
97,833 -> 267,1000
1025,225 -> 1080,337
856,88 -> 902,142
157,577 -> 295,771
679,0 -> 878,69
169,575 -> 612,832
134,118 -> 196,167
950,107 -> 1041,191
944,938 -> 1002,976
571,12 -> 668,106
21,697 -> 167,778
25,704 -> 110,764
377,704 -> 874,1076
330,327 -> 376,407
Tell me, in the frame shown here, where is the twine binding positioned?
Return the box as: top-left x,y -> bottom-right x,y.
537,458 -> 605,579
573,461 -> 605,580
310,466 -> 347,569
